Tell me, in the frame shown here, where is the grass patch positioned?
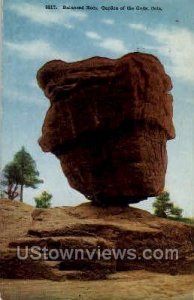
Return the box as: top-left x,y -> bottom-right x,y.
169,216 -> 194,225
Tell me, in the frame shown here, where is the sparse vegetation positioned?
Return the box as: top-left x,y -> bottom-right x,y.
153,191 -> 183,218
34,190 -> 52,208
169,216 -> 194,225
153,191 -> 194,225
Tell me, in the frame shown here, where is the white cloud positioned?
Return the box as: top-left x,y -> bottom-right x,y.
9,3 -> 87,28
5,39 -> 73,61
99,38 -> 127,54
29,80 -> 38,88
129,23 -> 146,31
85,31 -> 127,55
102,19 -> 115,25
128,23 -> 194,82
85,31 -> 101,40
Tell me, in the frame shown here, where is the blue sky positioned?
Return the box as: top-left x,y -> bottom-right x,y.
2,0 -> 194,216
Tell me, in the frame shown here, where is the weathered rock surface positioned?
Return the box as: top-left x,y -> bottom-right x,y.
37,53 -> 175,205
0,199 -> 193,280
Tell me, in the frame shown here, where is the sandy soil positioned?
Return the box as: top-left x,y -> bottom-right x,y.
0,271 -> 194,300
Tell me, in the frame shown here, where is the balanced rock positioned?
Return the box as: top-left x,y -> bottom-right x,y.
37,53 -> 175,205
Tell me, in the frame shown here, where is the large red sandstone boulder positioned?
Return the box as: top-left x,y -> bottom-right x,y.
37,53 -> 175,205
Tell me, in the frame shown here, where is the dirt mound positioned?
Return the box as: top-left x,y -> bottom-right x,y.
0,199 -> 193,280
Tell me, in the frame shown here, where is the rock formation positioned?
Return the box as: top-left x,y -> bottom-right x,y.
37,53 -> 175,205
0,199 -> 193,280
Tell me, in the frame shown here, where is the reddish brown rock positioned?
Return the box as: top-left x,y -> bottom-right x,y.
0,200 -> 193,280
37,53 -> 175,205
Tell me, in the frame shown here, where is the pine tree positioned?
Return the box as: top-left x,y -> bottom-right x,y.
153,191 -> 183,218
1,162 -> 21,199
1,147 -> 43,201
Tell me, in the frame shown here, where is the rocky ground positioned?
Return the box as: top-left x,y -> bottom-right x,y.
0,198 -> 194,299
1,271 -> 194,300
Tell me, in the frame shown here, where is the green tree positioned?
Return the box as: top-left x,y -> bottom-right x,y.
34,191 -> 52,208
1,147 -> 43,202
1,163 -> 20,199
0,177 -> 5,198
170,206 -> 183,218
153,191 -> 183,219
